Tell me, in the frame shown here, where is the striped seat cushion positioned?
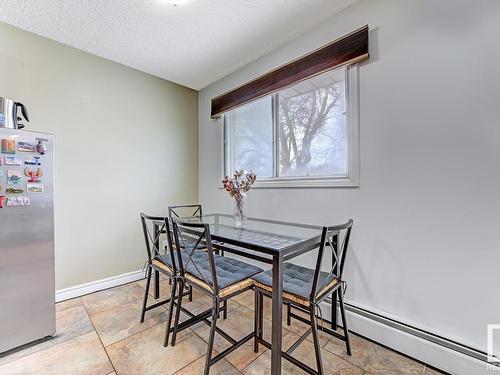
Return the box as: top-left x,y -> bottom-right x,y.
252,263 -> 338,306
157,251 -> 263,294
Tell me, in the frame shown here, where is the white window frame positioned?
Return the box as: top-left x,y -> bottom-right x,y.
219,64 -> 360,188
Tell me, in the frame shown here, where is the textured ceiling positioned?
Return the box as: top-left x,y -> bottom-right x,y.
0,0 -> 356,89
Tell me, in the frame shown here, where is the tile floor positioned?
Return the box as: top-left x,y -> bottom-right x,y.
0,275 -> 447,374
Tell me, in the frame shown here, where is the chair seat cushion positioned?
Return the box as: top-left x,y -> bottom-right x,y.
155,251 -> 206,272
180,238 -> 206,250
252,263 -> 337,302
158,251 -> 263,291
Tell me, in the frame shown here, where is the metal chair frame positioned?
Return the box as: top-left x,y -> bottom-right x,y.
169,203 -> 226,256
139,213 -> 192,323
166,205 -> 205,295
168,204 -> 203,221
254,220 -> 353,375
168,204 -> 227,312
167,220 -> 256,375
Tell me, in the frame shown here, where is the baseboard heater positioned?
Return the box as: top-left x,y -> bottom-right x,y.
331,298 -> 489,365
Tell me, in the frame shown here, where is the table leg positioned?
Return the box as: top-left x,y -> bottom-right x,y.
271,255 -> 283,375
331,290 -> 338,330
153,223 -> 160,300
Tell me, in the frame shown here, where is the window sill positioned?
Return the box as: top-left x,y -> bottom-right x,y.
219,176 -> 359,189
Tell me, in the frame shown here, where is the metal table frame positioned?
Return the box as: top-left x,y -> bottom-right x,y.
155,213 -> 324,375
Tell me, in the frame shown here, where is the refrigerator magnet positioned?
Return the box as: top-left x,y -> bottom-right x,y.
7,170 -> 21,185
24,157 -> 41,166
0,195 -> 3,208
18,142 -> 37,153
36,141 -> 47,155
1,139 -> 15,154
24,167 -> 43,183
0,171 -> 3,177
4,156 -> 21,166
5,196 -> 30,207
27,183 -> 43,193
6,187 -> 24,194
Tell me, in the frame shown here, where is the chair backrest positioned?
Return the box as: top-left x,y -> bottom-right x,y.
172,219 -> 219,294
140,212 -> 177,270
168,204 -> 202,221
310,219 -> 353,301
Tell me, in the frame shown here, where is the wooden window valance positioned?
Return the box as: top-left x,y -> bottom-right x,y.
211,25 -> 369,118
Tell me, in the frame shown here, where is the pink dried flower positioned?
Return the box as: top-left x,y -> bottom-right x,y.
222,170 -> 256,199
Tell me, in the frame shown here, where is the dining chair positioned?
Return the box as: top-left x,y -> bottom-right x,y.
167,204 -> 205,299
168,204 -> 225,256
168,204 -> 203,221
166,219 -> 263,375
168,204 -> 230,317
253,220 -> 353,375
138,213 -> 192,324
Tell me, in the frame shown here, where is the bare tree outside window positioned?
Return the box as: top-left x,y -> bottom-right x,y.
224,67 -> 351,184
278,76 -> 347,177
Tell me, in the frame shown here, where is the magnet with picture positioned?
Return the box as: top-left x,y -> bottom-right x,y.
36,141 -> 47,155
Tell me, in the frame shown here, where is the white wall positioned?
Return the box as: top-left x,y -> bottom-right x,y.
199,0 -> 500,358
0,22 -> 199,289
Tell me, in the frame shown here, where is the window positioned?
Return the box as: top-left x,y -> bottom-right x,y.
222,65 -> 359,187
225,96 -> 273,178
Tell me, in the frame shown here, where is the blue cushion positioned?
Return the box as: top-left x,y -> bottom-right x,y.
252,263 -> 336,300
158,251 -> 263,290
156,251 -> 202,270
180,239 -> 206,250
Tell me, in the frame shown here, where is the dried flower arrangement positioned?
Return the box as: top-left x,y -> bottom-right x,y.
222,169 -> 256,227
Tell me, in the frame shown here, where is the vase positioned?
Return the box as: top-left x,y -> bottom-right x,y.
234,195 -> 247,228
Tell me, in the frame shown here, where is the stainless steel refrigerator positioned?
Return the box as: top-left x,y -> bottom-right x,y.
0,128 -> 55,353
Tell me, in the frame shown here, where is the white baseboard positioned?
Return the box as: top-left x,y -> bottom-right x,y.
319,302 -> 490,375
55,270 -> 145,302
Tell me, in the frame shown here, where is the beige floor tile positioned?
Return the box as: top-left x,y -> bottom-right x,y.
226,340 -> 267,371
261,299 -> 315,342
324,333 -> 372,368
90,298 -> 169,346
192,305 -> 268,370
107,324 -> 207,375
285,304 -> 340,345
230,291 -> 333,347
82,283 -> 146,315
291,339 -> 364,375
0,332 -> 113,375
243,335 -> 363,375
0,304 -> 94,366
225,299 -> 243,314
137,273 -> 173,300
55,297 -> 83,313
174,355 -> 241,374
0,281 -> 436,375
324,334 -> 425,374
231,290 -> 255,310
236,290 -> 335,346
243,350 -> 300,375
197,306 -> 302,370
54,304 -> 95,340
190,286 -> 206,299
182,292 -> 215,315
191,301 -> 311,371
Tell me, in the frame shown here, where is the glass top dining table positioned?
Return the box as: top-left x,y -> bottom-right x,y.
155,213 -> 329,375
175,213 -> 324,257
